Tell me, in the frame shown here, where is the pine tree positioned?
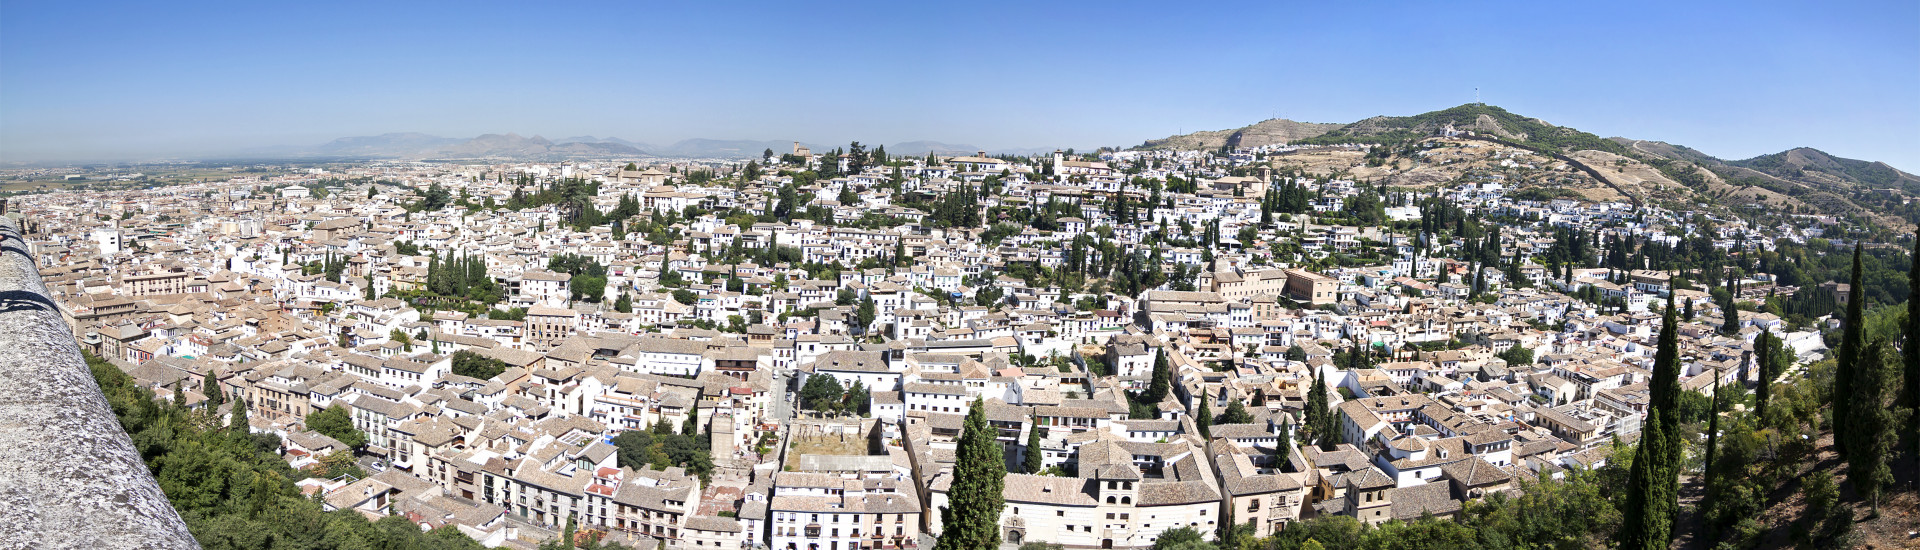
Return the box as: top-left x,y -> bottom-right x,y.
1845,340 -> 1898,513
935,398 -> 1006,550
1023,415 -> 1044,474
1833,244 -> 1865,456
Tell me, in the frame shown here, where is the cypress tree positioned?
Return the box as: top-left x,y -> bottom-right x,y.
1146,349 -> 1171,403
1905,231 -> 1920,485
1620,294 -> 1683,550
1755,331 -> 1774,421
203,372 -> 223,408
1196,393 -> 1212,439
935,398 -> 1006,550
1833,244 -> 1865,456
1276,423 -> 1293,468
683,405 -> 700,435
1306,368 -> 1330,448
1720,270 -> 1742,335
1023,415 -> 1044,474
1702,371 -> 1722,511
1618,409 -> 1675,550
1845,340 -> 1898,513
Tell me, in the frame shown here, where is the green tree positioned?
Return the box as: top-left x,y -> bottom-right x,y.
1220,399 -> 1254,425
1285,345 -> 1306,362
1496,346 -> 1533,367
306,405 -> 366,449
935,398 -> 1007,550
799,374 -> 845,414
203,372 -> 224,408
855,295 -> 876,335
672,289 -> 698,305
843,380 -> 870,417
450,350 -> 508,380
1152,527 -> 1210,550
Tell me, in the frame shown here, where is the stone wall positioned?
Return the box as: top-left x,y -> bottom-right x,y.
0,215 -> 199,550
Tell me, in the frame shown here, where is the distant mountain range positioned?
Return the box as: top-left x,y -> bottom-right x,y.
308,133 -> 645,160
290,134 -> 1067,161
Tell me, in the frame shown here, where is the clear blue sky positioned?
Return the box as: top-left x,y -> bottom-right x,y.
3,0 -> 1915,169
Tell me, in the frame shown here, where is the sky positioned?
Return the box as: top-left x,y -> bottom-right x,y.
2,0 -> 1916,170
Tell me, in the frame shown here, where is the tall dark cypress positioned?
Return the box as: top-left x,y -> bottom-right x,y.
1196,393 -> 1213,439
1833,244 -> 1865,456
1905,233 -> 1920,409
1621,293 -> 1683,550
1702,371 -> 1722,511
1754,331 -> 1773,422
934,398 -> 1006,550
1619,408 -> 1676,550
1306,368 -> 1330,448
1908,232 -> 1920,488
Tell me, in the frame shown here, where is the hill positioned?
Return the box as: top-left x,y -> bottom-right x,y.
1295,103 -> 1630,155
1136,119 -> 1340,151
1731,147 -> 1920,192
1143,104 -> 1919,231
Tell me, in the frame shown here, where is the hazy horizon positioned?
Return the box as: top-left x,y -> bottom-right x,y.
3,1 -> 1915,171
